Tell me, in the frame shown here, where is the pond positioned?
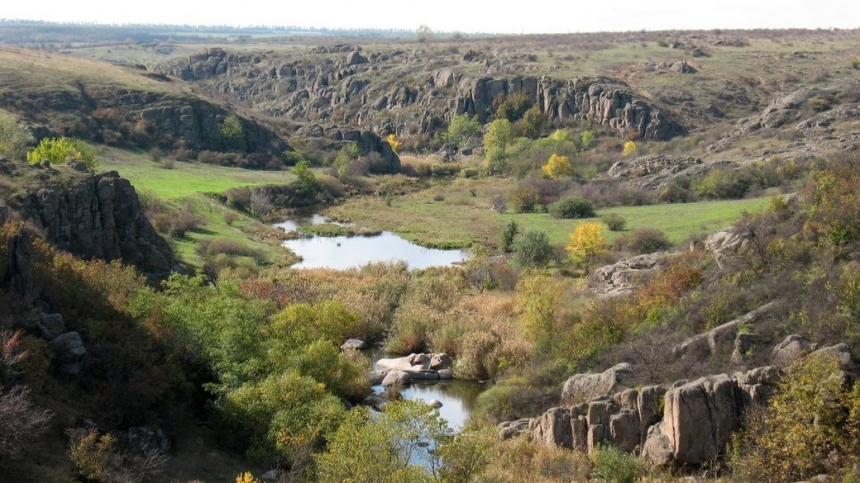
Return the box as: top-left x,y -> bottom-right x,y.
368,351 -> 487,431
274,213 -> 469,270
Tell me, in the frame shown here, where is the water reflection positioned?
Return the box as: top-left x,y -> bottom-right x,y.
276,215 -> 468,270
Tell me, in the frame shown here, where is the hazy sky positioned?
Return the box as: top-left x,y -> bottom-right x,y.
3,0 -> 859,34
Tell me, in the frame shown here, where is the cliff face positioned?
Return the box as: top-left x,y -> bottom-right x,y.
156,48 -> 683,140
0,158 -> 177,283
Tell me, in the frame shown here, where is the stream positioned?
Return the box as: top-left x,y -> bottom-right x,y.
274,213 -> 485,429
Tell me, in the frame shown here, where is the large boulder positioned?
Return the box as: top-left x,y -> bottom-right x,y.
561,363 -> 633,407
532,407 -> 573,448
771,334 -> 811,366
658,374 -> 740,465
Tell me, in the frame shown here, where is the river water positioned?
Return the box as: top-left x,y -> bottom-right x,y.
274,214 -> 469,270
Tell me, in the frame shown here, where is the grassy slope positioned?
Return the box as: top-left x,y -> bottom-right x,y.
326,177 -> 771,249
99,146 -> 294,199
99,148 -> 299,269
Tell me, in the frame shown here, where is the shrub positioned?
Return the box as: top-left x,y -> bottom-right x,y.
219,114 -> 246,151
168,209 -> 204,239
580,130 -> 596,149
513,230 -> 554,269
730,353 -> 860,482
617,228 -> 672,254
445,113 -> 482,147
549,196 -> 595,219
26,137 -> 98,169
509,184 -> 540,213
0,111 -> 34,160
622,140 -> 637,157
501,220 -> 519,253
591,444 -> 643,483
602,213 -> 627,231
0,386 -> 52,460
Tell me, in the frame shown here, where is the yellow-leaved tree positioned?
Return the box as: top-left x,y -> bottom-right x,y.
622,140 -> 638,157
566,221 -> 607,273
386,133 -> 402,153
542,153 -> 574,179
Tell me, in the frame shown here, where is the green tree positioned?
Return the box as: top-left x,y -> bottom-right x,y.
26,137 -> 98,170
580,130 -> 595,149
316,400 -> 453,483
501,220 -> 519,253
566,221 -> 607,273
515,271 -> 565,347
483,118 -> 516,152
0,111 -> 34,160
219,114 -> 246,151
513,229 -> 554,269
445,113 -> 481,147
518,105 -> 545,139
292,160 -> 316,196
223,371 -> 345,469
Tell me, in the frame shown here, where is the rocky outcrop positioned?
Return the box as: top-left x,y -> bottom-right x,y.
524,365 -> 782,467
560,362 -> 633,406
591,253 -> 667,297
2,160 -> 178,282
506,344 -> 857,468
374,353 -> 455,387
458,76 -> 682,140
156,48 -> 684,141
673,302 -> 780,360
602,155 -> 712,190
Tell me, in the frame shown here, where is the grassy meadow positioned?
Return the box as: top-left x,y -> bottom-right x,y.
326,176 -> 772,250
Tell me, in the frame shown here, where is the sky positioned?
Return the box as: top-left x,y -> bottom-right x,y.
2,0 -> 859,34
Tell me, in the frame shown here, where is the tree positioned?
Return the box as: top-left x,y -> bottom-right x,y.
515,271 -> 565,347
513,229 -> 554,269
316,400 -> 453,483
416,25 -> 434,43
445,113 -> 481,147
386,133 -> 402,153
483,118 -> 516,152
0,111 -> 34,160
622,140 -> 638,157
292,160 -> 316,196
580,130 -> 595,149
501,220 -> 519,253
518,105 -> 545,139
541,153 -> 574,179
219,114 -> 246,151
26,137 -> 98,170
566,221 -> 608,273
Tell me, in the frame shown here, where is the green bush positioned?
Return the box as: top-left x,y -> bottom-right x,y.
616,228 -> 671,254
513,230 -> 554,268
602,213 -> 627,231
590,444 -> 642,483
445,113 -> 482,147
549,196 -> 595,219
26,137 -> 98,170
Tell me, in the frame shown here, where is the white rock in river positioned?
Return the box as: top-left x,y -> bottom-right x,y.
427,399 -> 443,408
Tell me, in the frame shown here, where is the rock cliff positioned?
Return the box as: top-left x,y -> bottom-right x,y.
156,48 -> 684,141
0,158 -> 177,290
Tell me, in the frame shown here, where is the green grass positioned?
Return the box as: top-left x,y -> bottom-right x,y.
327,177 -> 771,250
98,147 -> 294,199
499,197 -> 771,247
97,147 -> 303,269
